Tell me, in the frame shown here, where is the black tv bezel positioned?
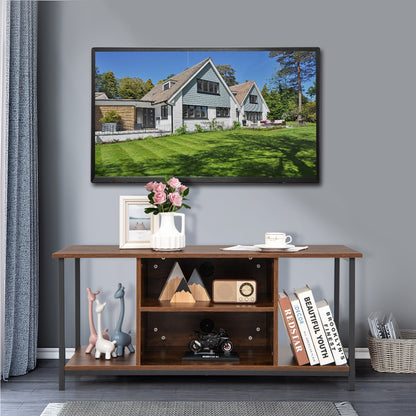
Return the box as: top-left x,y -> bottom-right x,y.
91,47 -> 320,184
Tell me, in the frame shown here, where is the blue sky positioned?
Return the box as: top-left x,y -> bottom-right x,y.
95,50 -> 306,90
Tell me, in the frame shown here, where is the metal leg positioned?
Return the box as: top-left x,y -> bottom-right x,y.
58,258 -> 65,391
75,258 -> 80,350
334,258 -> 340,328
348,258 -> 356,391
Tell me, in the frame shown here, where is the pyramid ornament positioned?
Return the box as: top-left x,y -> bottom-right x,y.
170,277 -> 196,303
188,268 -> 211,302
159,262 -> 185,301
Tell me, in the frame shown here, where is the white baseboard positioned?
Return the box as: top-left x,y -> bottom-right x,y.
37,348 -> 75,359
354,347 -> 370,360
37,347 -> 371,360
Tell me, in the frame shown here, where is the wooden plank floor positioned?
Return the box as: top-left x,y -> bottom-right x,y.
1,359 -> 416,416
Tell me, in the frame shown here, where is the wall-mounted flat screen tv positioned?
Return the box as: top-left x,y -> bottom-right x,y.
92,47 -> 320,183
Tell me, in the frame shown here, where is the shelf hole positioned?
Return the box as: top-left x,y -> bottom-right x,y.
248,336 -> 253,341
256,264 -> 261,269
153,264 -> 158,269
153,327 -> 158,332
161,335 -> 166,341
256,327 -> 261,332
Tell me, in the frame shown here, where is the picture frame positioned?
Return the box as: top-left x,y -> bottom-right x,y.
119,196 -> 156,249
92,47 -> 320,184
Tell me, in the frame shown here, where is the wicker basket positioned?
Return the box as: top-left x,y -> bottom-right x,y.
367,329 -> 416,373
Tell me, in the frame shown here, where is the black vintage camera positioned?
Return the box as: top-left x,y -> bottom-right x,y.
188,319 -> 233,355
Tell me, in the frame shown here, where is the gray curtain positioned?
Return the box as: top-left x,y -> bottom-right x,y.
2,0 -> 39,380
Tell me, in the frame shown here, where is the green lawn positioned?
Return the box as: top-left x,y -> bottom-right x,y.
94,125 -> 317,179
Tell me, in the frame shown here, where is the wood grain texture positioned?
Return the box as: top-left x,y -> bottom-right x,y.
52,245 -> 362,385
52,245 -> 363,259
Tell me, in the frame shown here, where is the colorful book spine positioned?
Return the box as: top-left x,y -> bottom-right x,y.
278,292 -> 309,366
288,293 -> 319,366
316,299 -> 347,365
294,286 -> 334,365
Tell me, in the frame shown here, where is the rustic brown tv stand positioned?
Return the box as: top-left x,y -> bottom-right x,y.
52,245 -> 362,391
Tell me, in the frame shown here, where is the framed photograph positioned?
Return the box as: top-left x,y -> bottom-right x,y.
93,47 -> 319,184
119,196 -> 156,249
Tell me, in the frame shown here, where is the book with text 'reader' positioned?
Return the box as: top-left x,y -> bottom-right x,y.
278,292 -> 309,366
294,286 -> 334,365
316,300 -> 347,365
288,293 -> 319,366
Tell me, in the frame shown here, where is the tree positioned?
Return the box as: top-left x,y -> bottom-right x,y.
216,64 -> 238,86
98,71 -> 118,98
304,101 -> 316,122
95,66 -> 102,92
269,50 -> 316,120
118,77 -> 145,99
307,82 -> 316,100
262,81 -> 309,121
261,84 -> 270,100
143,78 -> 155,95
157,74 -> 175,84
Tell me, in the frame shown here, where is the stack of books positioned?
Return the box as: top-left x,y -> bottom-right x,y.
278,285 -> 347,366
368,311 -> 401,339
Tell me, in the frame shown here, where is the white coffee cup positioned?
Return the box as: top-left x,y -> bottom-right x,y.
265,232 -> 292,247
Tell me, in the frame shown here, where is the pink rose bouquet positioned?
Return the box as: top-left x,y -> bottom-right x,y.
144,177 -> 190,214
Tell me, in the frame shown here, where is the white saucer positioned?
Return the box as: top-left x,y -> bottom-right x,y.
254,244 -> 295,251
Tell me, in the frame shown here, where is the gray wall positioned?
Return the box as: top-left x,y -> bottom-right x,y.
38,0 -> 416,348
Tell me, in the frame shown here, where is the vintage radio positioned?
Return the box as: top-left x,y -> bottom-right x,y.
212,280 -> 257,303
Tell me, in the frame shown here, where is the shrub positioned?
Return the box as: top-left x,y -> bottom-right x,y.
100,110 -> 121,124
194,124 -> 204,133
233,121 -> 241,129
175,125 -> 187,135
208,118 -> 223,131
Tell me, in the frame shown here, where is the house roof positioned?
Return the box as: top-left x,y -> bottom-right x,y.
229,81 -> 255,105
141,58 -> 211,104
95,92 -> 108,99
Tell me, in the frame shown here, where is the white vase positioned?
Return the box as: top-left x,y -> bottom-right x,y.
151,212 -> 185,251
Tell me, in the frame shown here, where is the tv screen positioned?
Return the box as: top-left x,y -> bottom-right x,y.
92,47 -> 320,183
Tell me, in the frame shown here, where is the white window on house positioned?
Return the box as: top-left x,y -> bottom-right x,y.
183,105 -> 208,119
163,81 -> 170,91
249,94 -> 258,104
197,79 -> 219,95
216,107 -> 230,118
161,105 -> 168,119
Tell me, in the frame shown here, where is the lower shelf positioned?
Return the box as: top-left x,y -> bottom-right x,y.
65,346 -> 349,374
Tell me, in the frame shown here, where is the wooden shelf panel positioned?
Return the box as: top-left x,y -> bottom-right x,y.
140,299 -> 274,312
53,245 -> 363,259
277,346 -> 349,372
66,346 -> 137,371
140,347 -> 273,368
65,346 -> 348,373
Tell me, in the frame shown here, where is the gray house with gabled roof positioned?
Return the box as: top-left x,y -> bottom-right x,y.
230,81 -> 269,123
141,57 -> 241,133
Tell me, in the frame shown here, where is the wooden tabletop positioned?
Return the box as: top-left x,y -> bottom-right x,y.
52,245 -> 362,259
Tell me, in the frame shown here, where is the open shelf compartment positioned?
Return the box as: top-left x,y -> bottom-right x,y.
139,311 -> 274,367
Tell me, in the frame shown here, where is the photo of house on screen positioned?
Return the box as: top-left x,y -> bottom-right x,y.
94,57 -> 269,142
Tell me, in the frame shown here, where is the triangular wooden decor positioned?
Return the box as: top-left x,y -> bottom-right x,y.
158,262 -> 185,301
188,268 -> 211,302
170,277 -> 196,303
